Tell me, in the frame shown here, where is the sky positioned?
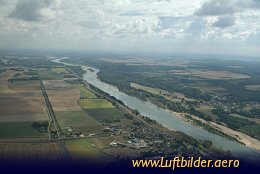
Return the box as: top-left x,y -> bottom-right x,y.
0,0 -> 260,57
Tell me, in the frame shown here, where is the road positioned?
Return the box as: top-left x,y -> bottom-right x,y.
40,80 -> 71,163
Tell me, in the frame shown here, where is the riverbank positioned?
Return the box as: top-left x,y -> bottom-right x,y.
167,110 -> 260,151
210,122 -> 260,151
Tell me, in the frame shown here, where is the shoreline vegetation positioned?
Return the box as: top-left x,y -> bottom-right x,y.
94,71 -> 260,152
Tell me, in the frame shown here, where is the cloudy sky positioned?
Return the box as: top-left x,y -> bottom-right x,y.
0,0 -> 260,57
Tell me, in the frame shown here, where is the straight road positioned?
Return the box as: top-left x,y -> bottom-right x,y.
40,80 -> 71,163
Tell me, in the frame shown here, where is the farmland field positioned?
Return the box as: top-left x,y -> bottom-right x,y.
47,88 -> 81,111
78,99 -> 114,109
92,136 -> 140,160
0,143 -> 62,162
51,67 -> 66,73
92,136 -> 125,149
73,84 -> 97,98
169,69 -> 250,80
0,122 -> 48,138
9,80 -> 41,90
99,57 -> 191,67
55,111 -> 102,133
66,139 -> 114,164
0,97 -> 48,122
37,68 -> 63,80
43,80 -> 70,89
0,71 -> 48,123
86,108 -> 125,121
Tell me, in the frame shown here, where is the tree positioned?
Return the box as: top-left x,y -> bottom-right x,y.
203,140 -> 213,149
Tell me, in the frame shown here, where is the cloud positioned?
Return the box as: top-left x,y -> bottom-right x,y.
120,11 -> 145,16
186,18 -> 207,36
236,0 -> 260,9
8,0 -> 60,22
106,18 -> 157,38
212,15 -> 235,28
158,16 -> 180,29
77,7 -> 106,29
194,0 -> 236,16
195,0 -> 260,17
0,0 -> 259,56
247,31 -> 260,44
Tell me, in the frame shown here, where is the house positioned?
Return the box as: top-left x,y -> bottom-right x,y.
110,141 -> 118,147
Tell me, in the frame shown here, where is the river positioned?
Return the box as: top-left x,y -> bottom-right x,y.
52,58 -> 260,160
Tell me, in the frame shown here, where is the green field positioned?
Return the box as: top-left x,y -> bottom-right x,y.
0,122 -> 47,138
86,108 -> 125,121
79,99 -> 114,109
92,136 -> 140,159
73,84 -> 97,98
51,67 -> 66,73
38,69 -> 63,80
66,139 -> 114,163
93,136 -> 125,149
55,111 -> 102,132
